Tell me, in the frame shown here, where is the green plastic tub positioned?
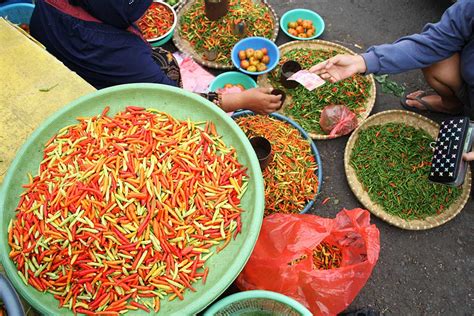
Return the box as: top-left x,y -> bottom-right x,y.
0,83 -> 265,315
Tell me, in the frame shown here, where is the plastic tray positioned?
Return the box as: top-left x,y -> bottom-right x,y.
0,83 -> 265,315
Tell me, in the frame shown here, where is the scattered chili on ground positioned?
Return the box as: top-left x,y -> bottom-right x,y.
8,107 -> 248,314
350,122 -> 461,220
234,114 -> 318,216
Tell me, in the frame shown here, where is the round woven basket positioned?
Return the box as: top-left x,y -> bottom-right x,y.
258,40 -> 376,140
344,110 -> 472,230
173,0 -> 279,69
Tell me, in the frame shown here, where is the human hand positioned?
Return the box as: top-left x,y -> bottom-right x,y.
221,87 -> 282,114
463,151 -> 474,161
309,54 -> 367,83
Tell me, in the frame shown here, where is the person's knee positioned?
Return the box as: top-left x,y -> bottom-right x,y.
422,54 -> 461,95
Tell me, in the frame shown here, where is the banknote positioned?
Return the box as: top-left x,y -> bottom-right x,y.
288,70 -> 326,91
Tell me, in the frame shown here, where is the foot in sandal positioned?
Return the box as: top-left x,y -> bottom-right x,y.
400,90 -> 462,115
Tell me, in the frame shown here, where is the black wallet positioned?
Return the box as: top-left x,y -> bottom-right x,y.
429,117 -> 474,186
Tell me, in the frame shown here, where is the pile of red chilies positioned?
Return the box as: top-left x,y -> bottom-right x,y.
8,107 -> 248,314
138,3 -> 174,40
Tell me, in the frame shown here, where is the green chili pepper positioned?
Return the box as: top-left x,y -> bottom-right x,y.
268,48 -> 372,135
179,0 -> 275,66
350,123 -> 461,220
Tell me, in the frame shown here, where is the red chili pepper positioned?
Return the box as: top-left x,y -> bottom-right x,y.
137,3 -> 174,40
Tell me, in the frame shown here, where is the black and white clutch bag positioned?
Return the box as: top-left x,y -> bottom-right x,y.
428,117 -> 474,186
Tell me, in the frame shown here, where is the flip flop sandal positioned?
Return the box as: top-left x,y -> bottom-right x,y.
400,91 -> 439,114
400,91 -> 463,115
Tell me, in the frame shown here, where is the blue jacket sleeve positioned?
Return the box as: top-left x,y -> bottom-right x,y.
361,0 -> 474,74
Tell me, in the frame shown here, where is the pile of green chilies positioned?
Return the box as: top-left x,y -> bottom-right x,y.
235,115 -> 319,216
350,123 -> 461,220
8,107 -> 248,314
268,48 -> 372,134
180,0 -> 275,65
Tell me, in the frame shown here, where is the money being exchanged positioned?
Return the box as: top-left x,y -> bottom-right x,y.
288,70 -> 326,91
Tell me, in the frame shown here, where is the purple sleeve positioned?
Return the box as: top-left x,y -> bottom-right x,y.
361,0 -> 474,74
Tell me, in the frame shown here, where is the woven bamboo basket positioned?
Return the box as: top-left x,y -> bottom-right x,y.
173,0 -> 279,69
258,40 -> 376,140
344,110 -> 471,230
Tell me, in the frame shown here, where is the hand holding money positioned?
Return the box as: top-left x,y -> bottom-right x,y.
309,54 -> 367,83
288,70 -> 326,91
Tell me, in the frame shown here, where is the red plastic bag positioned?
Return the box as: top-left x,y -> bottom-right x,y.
236,209 -> 380,315
319,105 -> 358,137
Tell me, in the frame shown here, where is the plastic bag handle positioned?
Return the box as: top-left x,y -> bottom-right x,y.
0,274 -> 24,316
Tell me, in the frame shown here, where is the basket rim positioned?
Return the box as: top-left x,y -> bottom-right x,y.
203,290 -> 312,316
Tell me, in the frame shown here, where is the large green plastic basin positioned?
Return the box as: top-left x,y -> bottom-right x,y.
0,84 -> 265,315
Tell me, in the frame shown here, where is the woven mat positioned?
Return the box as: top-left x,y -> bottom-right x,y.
173,0 -> 279,69
257,40 -> 376,140
344,110 -> 471,230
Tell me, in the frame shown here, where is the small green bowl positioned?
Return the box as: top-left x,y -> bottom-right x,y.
280,8 -> 325,40
209,72 -> 257,92
150,30 -> 174,47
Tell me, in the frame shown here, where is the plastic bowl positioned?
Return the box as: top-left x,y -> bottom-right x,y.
232,110 -> 323,214
0,84 -> 265,316
280,8 -> 325,40
209,72 -> 257,92
142,1 -> 177,46
231,37 -> 280,76
203,290 -> 312,316
0,0 -> 32,9
0,3 -> 34,25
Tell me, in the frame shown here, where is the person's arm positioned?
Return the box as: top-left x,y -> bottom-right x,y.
310,0 -> 473,82
221,88 -> 282,114
203,88 -> 282,114
362,0 -> 473,74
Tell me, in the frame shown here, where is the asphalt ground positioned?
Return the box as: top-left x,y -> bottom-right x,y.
261,0 -> 472,314
196,0 -> 473,314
